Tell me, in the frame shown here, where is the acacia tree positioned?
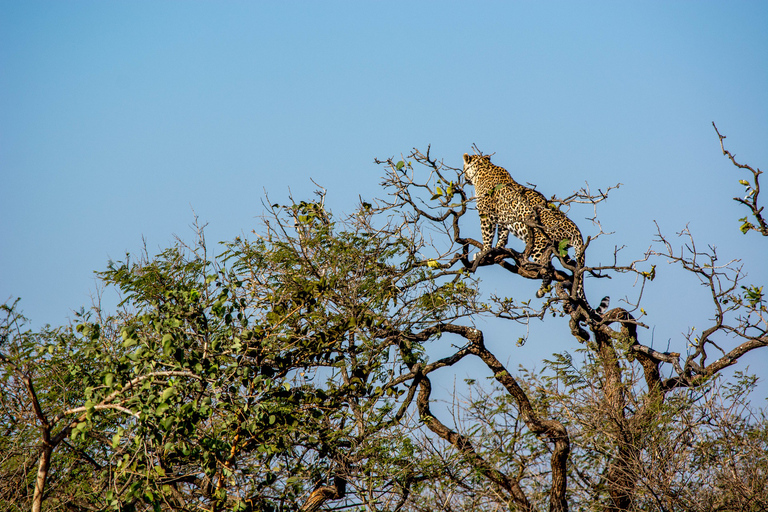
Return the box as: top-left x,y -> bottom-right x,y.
1,131 -> 766,512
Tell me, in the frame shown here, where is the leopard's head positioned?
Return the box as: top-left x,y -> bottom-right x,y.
462,153 -> 490,185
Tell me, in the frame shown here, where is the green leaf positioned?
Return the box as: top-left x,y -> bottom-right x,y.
641,265 -> 656,281
742,285 -> 764,307
161,386 -> 177,402
162,334 -> 173,355
740,219 -> 754,234
490,183 -> 506,195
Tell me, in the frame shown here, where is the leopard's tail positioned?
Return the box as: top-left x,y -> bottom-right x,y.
574,243 -> 609,317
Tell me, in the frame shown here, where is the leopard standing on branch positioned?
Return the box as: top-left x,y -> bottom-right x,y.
462,152 -> 608,314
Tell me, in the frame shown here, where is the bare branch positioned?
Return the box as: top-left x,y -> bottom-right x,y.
713,122 -> 767,236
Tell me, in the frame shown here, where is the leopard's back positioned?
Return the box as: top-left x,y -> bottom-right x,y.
531,204 -> 584,261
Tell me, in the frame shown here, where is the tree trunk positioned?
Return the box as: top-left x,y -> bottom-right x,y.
32,446 -> 52,512
603,445 -> 637,512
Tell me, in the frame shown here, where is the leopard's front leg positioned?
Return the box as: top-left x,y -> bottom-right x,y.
495,225 -> 510,249
475,214 -> 497,262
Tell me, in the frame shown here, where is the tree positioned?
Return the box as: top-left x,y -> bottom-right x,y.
1,134 -> 766,511
372,144 -> 767,511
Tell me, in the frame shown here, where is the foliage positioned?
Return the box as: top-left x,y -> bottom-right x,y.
1,140 -> 766,512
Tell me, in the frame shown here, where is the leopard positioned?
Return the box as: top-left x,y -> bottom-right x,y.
462,152 -> 596,304
462,153 -> 583,267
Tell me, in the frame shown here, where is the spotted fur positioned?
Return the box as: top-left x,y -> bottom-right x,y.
462,153 -> 583,268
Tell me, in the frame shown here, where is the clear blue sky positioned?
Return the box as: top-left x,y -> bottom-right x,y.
2,2 -> 767,394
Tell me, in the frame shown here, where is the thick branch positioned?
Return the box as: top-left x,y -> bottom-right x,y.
420,323 -> 569,512
300,475 -> 347,512
415,370 -> 532,511
467,337 -> 570,512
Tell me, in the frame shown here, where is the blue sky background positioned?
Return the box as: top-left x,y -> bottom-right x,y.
2,2 -> 767,398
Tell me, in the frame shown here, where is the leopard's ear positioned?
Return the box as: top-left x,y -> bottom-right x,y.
463,153 -> 471,164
